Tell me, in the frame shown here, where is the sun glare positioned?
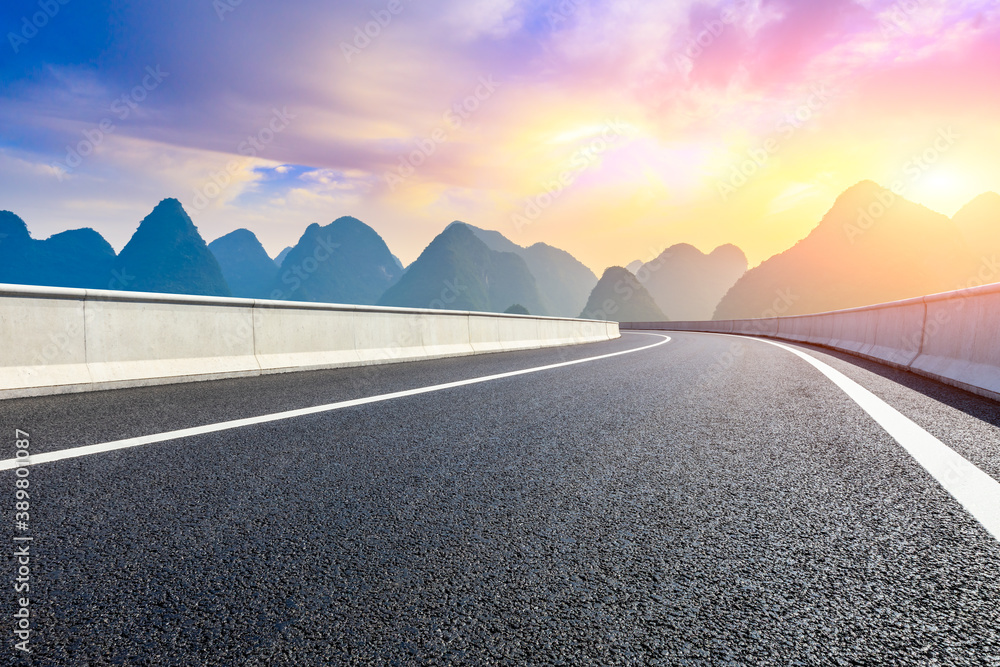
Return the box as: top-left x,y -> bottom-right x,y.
910,166 -> 977,216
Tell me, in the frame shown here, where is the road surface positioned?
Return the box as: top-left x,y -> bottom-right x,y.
2,332 -> 999,665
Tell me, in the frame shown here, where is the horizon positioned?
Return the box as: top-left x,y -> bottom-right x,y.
3,1 -> 999,272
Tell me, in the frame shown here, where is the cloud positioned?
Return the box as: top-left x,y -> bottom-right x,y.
445,0 -> 530,39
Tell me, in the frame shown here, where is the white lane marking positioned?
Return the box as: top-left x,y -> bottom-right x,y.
701,332 -> 1000,542
0,334 -> 671,471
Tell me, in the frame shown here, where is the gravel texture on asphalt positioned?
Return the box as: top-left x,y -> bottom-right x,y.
2,332 -> 999,665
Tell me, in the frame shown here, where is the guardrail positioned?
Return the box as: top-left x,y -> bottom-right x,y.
0,284 -> 619,399
623,282 -> 1000,403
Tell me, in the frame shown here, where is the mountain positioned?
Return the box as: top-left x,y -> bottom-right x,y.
268,216 -> 401,304
579,267 -> 667,322
42,228 -> 117,289
209,229 -> 279,298
715,181 -> 977,319
115,198 -> 231,297
459,223 -> 598,317
636,243 -> 747,321
378,222 -> 547,314
0,211 -> 116,289
0,211 -> 44,286
0,211 -> 45,285
274,246 -> 293,267
625,260 -> 643,275
952,192 -> 1000,261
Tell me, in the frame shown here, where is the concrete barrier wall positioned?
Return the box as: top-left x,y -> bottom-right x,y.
912,286 -> 1000,399
0,285 -> 92,393
620,281 -> 1000,403
0,284 -> 619,399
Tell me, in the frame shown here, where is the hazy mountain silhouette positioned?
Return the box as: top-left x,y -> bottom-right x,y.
715,181 -> 977,319
457,223 -> 597,317
636,243 -> 747,320
0,211 -> 46,286
0,211 -> 116,289
209,229 -> 279,298
952,192 -> 1000,261
43,228 -> 117,289
268,216 -> 401,304
274,246 -> 293,267
625,260 -> 643,275
378,222 -> 547,314
114,198 -> 231,297
579,267 -> 667,322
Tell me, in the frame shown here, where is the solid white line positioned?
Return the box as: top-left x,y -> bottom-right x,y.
705,332 -> 1000,542
0,334 -> 671,471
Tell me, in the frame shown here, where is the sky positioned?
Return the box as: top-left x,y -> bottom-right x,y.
1,0 -> 999,272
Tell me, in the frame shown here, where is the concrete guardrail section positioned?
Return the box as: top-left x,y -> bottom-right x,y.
0,284 -> 619,399
623,282 -> 1000,403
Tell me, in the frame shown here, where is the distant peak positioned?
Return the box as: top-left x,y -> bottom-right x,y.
331,215 -> 366,228
152,197 -> 185,213
844,179 -> 884,193
209,228 -> 261,247
957,191 -> 1000,211
836,180 -> 889,203
599,266 -> 631,279
821,180 -> 909,218
46,227 -> 107,242
0,210 -> 30,240
662,242 -> 702,256
136,198 -> 196,233
709,243 -> 748,261
442,221 -> 473,236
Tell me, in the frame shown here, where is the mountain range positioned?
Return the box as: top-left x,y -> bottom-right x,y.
0,201 -> 597,316
4,182 -> 999,323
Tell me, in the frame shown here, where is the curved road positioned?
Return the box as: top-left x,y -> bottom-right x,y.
2,332 -> 1000,664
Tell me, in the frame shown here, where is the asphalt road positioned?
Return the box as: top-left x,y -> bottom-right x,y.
2,332 -> 999,665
